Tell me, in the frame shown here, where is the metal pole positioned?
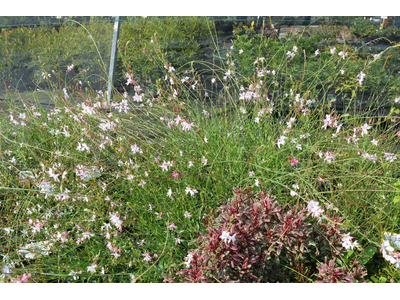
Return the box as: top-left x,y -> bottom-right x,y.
107,16 -> 121,105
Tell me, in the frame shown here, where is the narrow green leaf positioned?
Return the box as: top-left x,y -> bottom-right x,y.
360,245 -> 377,265
346,250 -> 354,259
370,276 -> 379,283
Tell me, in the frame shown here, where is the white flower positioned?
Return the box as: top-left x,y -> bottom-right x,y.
360,123 -> 372,136
254,179 -> 259,186
131,143 -> 143,154
290,190 -> 298,197
184,211 -> 192,218
99,119 -> 117,131
219,231 -> 230,243
142,253 -> 152,262
82,232 -> 94,239
219,231 -> 236,244
338,51 -> 348,59
3,228 -> 14,235
173,115 -> 182,126
384,153 -> 397,162
185,187 -> 198,197
87,264 -> 97,273
287,51 -> 295,58
109,213 -> 123,230
69,271 -> 79,280
361,152 -> 377,163
382,240 -> 394,254
371,139 -> 379,146
160,161 -> 173,171
227,234 -> 236,244
183,252 -> 193,268
322,114 -> 334,130
181,121 -> 194,131
307,200 -> 324,218
167,188 -> 173,199
341,233 -> 358,250
76,141 -> 90,153
202,110 -> 210,118
101,223 -> 112,231
277,136 -> 287,148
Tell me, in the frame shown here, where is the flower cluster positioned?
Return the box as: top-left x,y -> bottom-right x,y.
381,233 -> 400,268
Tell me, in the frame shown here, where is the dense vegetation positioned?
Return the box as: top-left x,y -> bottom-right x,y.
1,17 -> 400,283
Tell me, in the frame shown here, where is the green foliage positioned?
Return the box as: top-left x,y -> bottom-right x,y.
231,30 -> 400,104
349,17 -> 380,38
117,17 -> 211,87
0,22 -> 112,90
1,19 -> 400,283
0,17 -> 211,91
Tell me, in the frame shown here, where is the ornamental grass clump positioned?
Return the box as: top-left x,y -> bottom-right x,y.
177,188 -> 366,283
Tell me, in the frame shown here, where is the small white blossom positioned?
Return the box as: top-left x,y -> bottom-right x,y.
87,264 -> 97,273
185,187 -> 198,197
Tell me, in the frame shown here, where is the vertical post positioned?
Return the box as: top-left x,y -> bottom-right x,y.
107,16 -> 121,105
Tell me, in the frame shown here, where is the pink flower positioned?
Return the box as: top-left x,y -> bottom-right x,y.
167,223 -> 177,230
14,273 -> 31,283
66,64 -> 74,73
324,151 -> 336,163
290,158 -> 299,166
171,171 -> 180,180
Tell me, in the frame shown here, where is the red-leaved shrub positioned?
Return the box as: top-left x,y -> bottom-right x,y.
316,259 -> 367,283
177,188 -> 366,283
